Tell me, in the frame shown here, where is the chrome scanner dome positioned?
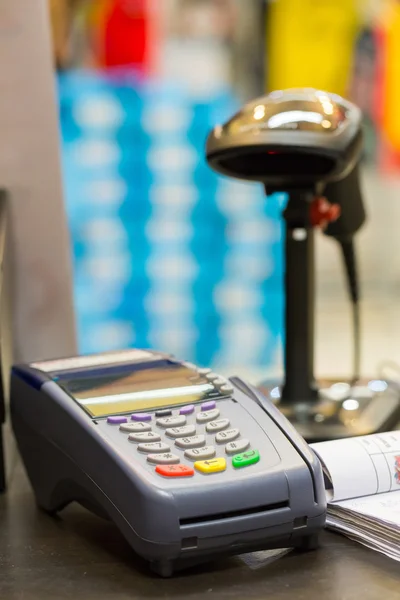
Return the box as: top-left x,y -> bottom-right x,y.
206,88 -> 362,187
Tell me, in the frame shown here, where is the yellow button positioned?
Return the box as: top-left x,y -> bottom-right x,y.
194,458 -> 226,474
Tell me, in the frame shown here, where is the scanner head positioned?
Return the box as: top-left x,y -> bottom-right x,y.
206,88 -> 363,190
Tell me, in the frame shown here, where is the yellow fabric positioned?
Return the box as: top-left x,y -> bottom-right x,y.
266,0 -> 360,97
381,2 -> 400,150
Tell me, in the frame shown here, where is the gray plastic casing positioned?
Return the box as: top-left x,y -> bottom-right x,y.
10,361 -> 326,576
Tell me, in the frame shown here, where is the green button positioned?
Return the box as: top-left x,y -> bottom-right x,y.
232,449 -> 260,469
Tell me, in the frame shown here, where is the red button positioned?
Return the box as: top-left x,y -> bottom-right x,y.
156,464 -> 194,477
310,197 -> 341,228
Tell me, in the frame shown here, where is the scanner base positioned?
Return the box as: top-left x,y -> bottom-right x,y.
258,377 -> 400,443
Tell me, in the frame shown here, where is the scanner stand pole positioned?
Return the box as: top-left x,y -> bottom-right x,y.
280,189 -> 319,405
259,188 -> 400,441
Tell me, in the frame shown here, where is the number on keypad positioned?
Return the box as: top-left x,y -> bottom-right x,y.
138,442 -> 170,453
215,428 -> 240,444
165,425 -> 196,439
206,418 -> 230,433
175,435 -> 206,449
196,409 -> 220,423
185,446 -> 216,461
157,415 -> 187,428
120,422 -> 152,433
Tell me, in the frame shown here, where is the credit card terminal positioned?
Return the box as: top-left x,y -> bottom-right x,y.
10,349 -> 326,576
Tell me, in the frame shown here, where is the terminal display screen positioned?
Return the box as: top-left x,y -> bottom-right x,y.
53,360 -> 213,418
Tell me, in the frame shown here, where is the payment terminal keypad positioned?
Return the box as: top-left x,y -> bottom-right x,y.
104,380 -> 263,479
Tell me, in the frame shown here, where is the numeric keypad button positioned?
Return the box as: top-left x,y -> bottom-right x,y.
175,435 -> 206,449
205,372 -> 219,381
220,384 -> 233,395
225,439 -> 250,455
120,422 -> 152,433
165,425 -> 196,439
196,409 -> 220,423
184,446 -> 216,461
213,377 -> 227,386
137,442 -> 171,453
147,453 -> 180,465
128,431 -> 161,443
215,428 -> 240,444
206,419 -> 230,433
157,415 -> 187,428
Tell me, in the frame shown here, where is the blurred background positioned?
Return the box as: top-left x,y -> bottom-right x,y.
47,0 -> 400,383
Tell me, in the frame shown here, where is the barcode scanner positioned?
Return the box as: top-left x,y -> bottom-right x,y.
206,88 -> 400,442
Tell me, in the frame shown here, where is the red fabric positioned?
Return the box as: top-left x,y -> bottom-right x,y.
103,0 -> 148,70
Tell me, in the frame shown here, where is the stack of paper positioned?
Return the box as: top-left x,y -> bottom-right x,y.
328,492 -> 400,561
311,431 -> 400,562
